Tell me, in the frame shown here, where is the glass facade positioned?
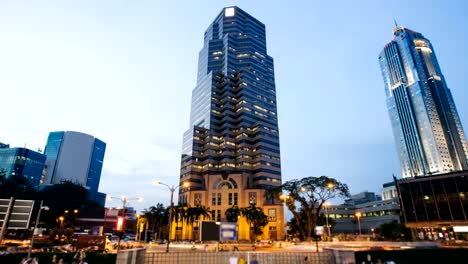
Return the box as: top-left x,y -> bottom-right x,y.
87,138 -> 106,193
43,131 -> 64,183
0,147 -> 46,187
43,131 -> 106,197
180,6 -> 281,196
379,27 -> 468,178
397,171 -> 468,225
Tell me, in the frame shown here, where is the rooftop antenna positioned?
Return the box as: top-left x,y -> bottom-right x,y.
394,18 -> 399,28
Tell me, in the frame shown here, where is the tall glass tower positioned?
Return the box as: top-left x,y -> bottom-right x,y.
178,6 -> 283,240
379,26 -> 468,178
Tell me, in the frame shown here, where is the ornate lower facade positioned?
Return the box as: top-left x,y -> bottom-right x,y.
171,174 -> 284,241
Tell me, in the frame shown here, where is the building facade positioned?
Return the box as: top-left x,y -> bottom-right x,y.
178,6 -> 283,241
396,170 -> 468,240
43,131 -> 106,206
379,26 -> 468,178
325,191 -> 400,235
381,181 -> 398,201
0,147 -> 46,187
43,131 -> 106,193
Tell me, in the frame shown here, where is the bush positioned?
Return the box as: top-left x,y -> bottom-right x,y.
0,252 -> 116,264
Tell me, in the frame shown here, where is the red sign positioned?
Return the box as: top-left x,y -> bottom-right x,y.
116,217 -> 124,231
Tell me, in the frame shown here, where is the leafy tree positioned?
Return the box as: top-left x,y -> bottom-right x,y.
287,209 -> 336,240
241,203 -> 268,241
37,181 -> 100,229
267,176 -> 349,240
0,174 -> 37,199
378,221 -> 412,241
225,205 -> 241,222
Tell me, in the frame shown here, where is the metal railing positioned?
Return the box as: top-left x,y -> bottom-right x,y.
143,251 -> 334,264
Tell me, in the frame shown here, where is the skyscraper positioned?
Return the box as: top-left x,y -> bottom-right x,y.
43,131 -> 106,205
379,26 -> 468,178
178,6 -> 283,240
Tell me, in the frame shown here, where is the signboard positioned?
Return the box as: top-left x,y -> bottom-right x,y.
200,221 -> 220,241
314,226 -> 324,236
0,198 -> 34,229
220,222 -> 237,241
0,198 -> 34,243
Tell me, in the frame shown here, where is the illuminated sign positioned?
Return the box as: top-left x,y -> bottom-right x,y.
225,7 -> 235,17
116,217 -> 124,231
453,226 -> 468,233
220,222 -> 237,241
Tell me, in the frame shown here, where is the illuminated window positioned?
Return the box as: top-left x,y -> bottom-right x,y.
225,7 -> 235,17
268,209 -> 276,222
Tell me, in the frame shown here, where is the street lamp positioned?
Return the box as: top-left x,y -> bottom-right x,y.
371,228 -> 375,238
324,202 -> 331,238
279,194 -> 290,241
107,195 -> 143,252
28,201 -> 49,259
355,212 -> 362,236
154,180 -> 189,253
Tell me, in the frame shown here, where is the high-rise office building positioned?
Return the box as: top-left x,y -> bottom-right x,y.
0,147 -> 46,187
379,26 -> 468,178
43,131 -> 106,195
178,6 -> 283,240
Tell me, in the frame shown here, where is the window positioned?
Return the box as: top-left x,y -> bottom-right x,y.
212,193 -> 216,206
249,192 -> 257,204
217,193 -> 222,205
268,209 -> 276,222
234,193 -> 238,206
217,210 -> 222,221
229,193 -> 233,205
195,193 -> 202,206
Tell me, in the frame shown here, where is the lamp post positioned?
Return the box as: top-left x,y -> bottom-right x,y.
28,201 -> 49,259
279,194 -> 290,241
355,212 -> 362,236
135,214 -> 140,242
154,180 -> 189,253
107,195 -> 142,252
324,202 -> 331,238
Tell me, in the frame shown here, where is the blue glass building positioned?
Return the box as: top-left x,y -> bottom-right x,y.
379,26 -> 468,178
177,7 -> 283,240
43,131 -> 106,206
0,147 -> 46,187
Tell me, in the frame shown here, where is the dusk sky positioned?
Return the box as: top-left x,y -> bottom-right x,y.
1,0 -> 467,211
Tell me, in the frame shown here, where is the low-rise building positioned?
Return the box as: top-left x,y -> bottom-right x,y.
325,190 -> 400,234
0,147 -> 46,187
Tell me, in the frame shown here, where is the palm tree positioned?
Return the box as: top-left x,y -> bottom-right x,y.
241,204 -> 268,242
225,205 -> 241,222
141,203 -> 168,240
170,206 -> 186,240
185,205 -> 212,240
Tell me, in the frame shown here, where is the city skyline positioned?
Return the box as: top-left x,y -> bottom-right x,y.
1,0 -> 468,210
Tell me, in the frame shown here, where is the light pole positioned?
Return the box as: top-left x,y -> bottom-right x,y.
154,180 -> 189,253
324,202 -> 331,238
279,194 -> 290,241
28,201 -> 49,259
107,195 -> 142,252
355,212 -> 362,236
135,214 -> 140,242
